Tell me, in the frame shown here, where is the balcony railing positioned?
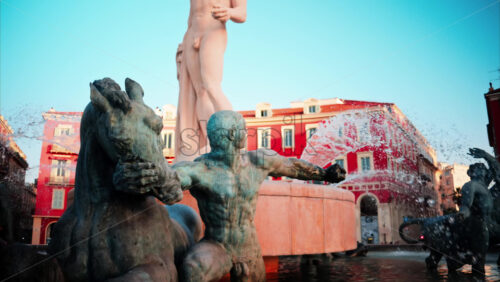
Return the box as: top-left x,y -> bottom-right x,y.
163,148 -> 175,158
50,144 -> 73,154
48,177 -> 72,186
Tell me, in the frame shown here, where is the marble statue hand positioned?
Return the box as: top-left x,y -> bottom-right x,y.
324,164 -> 346,183
113,160 -> 183,204
212,5 -> 231,23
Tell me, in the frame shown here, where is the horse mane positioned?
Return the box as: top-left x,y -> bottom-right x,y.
73,103 -> 108,213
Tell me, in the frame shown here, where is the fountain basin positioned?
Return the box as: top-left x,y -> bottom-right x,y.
179,180 -> 357,258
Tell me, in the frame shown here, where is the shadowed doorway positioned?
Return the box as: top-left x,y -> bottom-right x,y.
360,194 -> 379,244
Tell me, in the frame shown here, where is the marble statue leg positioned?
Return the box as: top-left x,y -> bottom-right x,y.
182,240 -> 233,282
198,32 -> 232,112
175,49 -> 206,162
185,32 -> 232,142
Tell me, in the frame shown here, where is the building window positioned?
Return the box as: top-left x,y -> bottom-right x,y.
308,105 -> 317,113
338,127 -> 343,138
163,132 -> 173,149
52,189 -> 65,210
361,157 -> 371,171
256,103 -> 272,118
258,128 -> 271,149
262,132 -> 269,148
284,129 -> 293,148
305,124 -> 318,140
281,126 -> 294,149
51,159 -> 69,183
333,156 -> 347,174
54,125 -> 73,137
357,152 -> 374,172
56,160 -> 66,177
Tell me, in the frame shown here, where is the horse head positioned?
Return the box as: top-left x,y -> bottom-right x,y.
90,77 -> 163,164
78,77 -> 181,204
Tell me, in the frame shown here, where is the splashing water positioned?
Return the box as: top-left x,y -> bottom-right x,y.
301,108 -> 435,167
300,108 -> 438,207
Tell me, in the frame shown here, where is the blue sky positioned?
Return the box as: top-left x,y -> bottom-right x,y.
1,0 -> 499,182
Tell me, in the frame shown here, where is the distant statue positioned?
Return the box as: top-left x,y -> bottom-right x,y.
131,111 -> 345,281
49,78 -> 201,281
175,0 -> 247,162
400,158 -> 493,278
469,147 -> 500,264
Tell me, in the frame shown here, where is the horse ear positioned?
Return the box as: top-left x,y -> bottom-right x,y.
90,83 -> 112,113
125,78 -> 144,102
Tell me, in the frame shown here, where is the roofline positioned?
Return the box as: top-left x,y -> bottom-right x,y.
485,87 -> 500,95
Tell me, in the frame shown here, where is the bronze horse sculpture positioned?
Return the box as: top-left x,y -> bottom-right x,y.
49,78 -> 201,281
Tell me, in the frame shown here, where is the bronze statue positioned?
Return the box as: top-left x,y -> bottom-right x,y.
469,148 -> 500,265
400,151 -> 494,278
49,78 -> 201,281
121,110 -> 346,281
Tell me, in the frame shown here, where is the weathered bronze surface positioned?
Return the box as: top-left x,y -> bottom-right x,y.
49,78 -> 201,281
400,148 -> 499,277
172,111 -> 345,281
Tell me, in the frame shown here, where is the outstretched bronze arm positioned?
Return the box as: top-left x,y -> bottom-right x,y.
469,148 -> 500,184
172,161 -> 207,190
249,149 -> 346,183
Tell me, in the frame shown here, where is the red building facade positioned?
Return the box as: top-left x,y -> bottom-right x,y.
31,110 -> 81,244
32,98 -> 438,244
238,98 -> 438,243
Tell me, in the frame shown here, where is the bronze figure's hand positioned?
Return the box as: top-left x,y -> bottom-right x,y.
154,170 -> 184,205
152,185 -> 183,205
113,160 -> 160,195
325,163 -> 346,183
468,148 -> 489,159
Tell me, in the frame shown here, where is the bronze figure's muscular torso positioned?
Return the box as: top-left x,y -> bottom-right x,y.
118,110 -> 345,281
172,111 -> 345,281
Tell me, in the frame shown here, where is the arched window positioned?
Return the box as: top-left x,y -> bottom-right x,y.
45,222 -> 55,244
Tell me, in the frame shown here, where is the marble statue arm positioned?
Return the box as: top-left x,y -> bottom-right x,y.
212,0 -> 247,23
249,149 -> 345,183
172,161 -> 206,190
230,0 -> 247,23
469,148 -> 500,184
